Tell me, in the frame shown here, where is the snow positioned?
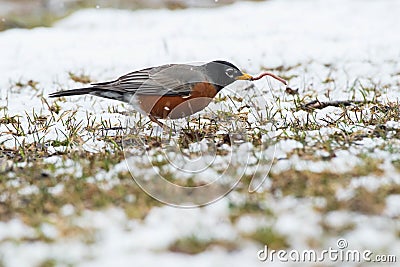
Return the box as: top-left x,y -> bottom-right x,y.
384,194 -> 400,218
60,203 -> 76,216
1,0 -> 400,266
0,219 -> 36,241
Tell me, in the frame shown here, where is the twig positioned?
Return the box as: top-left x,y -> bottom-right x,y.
301,100 -> 374,110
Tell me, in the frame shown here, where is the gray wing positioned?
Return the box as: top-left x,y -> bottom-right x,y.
91,64 -> 208,96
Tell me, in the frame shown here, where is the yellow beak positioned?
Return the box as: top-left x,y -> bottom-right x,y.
236,73 -> 253,80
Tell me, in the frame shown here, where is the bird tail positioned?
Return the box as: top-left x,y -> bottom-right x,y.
49,86 -> 127,102
48,87 -> 95,98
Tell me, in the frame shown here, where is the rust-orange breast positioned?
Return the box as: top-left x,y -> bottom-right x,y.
136,82 -> 218,119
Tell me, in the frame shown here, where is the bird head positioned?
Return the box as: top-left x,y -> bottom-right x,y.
204,60 -> 252,90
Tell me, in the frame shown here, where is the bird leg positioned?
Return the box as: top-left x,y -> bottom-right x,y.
148,114 -> 171,131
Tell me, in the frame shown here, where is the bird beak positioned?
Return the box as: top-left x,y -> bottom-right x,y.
236,73 -> 253,81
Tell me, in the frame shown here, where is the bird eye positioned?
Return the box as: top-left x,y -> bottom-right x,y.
225,68 -> 235,78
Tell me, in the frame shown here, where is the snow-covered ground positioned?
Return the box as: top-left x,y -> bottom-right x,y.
1,0 -> 400,266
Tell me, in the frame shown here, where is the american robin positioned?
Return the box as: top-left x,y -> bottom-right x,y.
49,60 -> 287,127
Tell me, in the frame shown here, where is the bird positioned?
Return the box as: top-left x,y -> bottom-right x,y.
49,60 -> 287,127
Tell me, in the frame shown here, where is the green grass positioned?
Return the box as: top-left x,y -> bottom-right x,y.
169,235 -> 238,254
247,227 -> 288,250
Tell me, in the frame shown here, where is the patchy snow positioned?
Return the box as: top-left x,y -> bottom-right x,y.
1,0 -> 400,266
